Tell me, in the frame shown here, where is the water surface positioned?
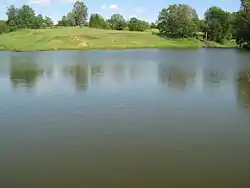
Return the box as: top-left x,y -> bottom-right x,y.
0,49 -> 250,188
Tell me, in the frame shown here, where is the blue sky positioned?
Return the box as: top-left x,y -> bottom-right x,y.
0,0 -> 240,23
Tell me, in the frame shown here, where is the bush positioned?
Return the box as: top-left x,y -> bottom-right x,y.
157,4 -> 199,37
108,14 -> 126,30
0,20 -> 8,34
89,14 -> 109,29
128,17 -> 149,32
150,22 -> 157,29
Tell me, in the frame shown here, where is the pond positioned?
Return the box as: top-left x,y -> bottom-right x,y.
0,49 -> 250,188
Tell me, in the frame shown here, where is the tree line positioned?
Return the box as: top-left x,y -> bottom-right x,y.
56,4 -> 150,32
0,0 -> 250,47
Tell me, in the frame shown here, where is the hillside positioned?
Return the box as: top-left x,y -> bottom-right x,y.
0,27 -> 206,51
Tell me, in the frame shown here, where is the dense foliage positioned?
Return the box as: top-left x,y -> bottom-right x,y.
2,0 -> 250,47
6,4 -> 53,31
58,13 -> 76,27
89,14 -> 109,29
0,20 -> 8,34
57,1 -> 88,27
157,4 -> 199,37
150,22 -> 157,29
128,17 -> 149,31
44,17 -> 54,28
205,7 -> 235,43
155,3 -> 244,45
108,14 -> 126,30
72,0 -> 88,26
236,0 -> 250,45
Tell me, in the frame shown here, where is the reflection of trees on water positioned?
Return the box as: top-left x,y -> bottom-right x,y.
158,65 -> 195,89
40,69 -> 53,79
129,62 -> 147,81
91,64 -> 104,76
10,58 -> 41,88
237,71 -> 250,109
107,63 -> 126,84
90,63 -> 104,85
64,64 -> 89,90
203,70 -> 226,88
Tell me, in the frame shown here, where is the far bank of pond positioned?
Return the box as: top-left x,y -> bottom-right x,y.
0,28 -> 236,51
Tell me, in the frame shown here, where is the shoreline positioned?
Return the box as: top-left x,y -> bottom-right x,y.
0,46 -> 237,52
0,28 -> 237,52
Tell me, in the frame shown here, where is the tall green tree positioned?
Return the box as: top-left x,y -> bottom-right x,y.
236,0 -> 250,45
108,14 -> 126,30
89,13 -> 109,29
196,19 -> 206,33
0,20 -> 8,34
205,6 -> 234,43
128,17 -> 149,31
72,0 -> 88,26
6,4 -> 41,30
33,14 -> 45,29
150,22 -> 157,29
44,16 -> 54,27
66,12 -> 77,26
57,12 -> 76,27
157,4 -> 199,37
57,16 -> 68,26
230,12 -> 237,39
6,5 -> 18,31
17,5 -> 36,29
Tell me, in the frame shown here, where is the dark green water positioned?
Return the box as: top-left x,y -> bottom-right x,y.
0,49 -> 250,188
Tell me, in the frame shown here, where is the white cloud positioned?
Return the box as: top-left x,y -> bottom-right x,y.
29,0 -> 51,6
109,4 -> 118,9
101,4 -> 119,10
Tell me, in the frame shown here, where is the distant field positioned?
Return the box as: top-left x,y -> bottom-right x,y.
0,27 -> 206,51
205,40 -> 237,48
0,27 -> 235,51
145,28 -> 160,33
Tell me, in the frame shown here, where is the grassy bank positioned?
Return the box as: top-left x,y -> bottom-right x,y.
0,27 -> 235,51
205,40 -> 236,48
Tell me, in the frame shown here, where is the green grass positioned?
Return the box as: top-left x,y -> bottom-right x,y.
205,40 -> 236,48
0,27 -> 235,51
145,28 -> 160,34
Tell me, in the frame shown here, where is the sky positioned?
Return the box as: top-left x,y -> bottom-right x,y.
0,0 -> 240,23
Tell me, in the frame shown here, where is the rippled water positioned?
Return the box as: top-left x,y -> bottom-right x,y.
0,49 -> 250,188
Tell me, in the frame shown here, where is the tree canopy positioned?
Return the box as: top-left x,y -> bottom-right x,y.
57,1 -> 88,27
44,17 -> 54,27
157,4 -> 199,37
205,6 -> 235,43
89,14 -> 109,29
236,0 -> 250,45
6,5 -> 20,31
73,0 -> 88,26
108,14 -> 126,30
128,17 -> 149,31
57,12 -> 77,27
17,5 -> 36,29
5,4 -> 53,31
0,20 -> 8,34
150,22 -> 157,29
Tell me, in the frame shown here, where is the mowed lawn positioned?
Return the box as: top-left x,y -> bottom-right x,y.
0,27 -> 204,51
